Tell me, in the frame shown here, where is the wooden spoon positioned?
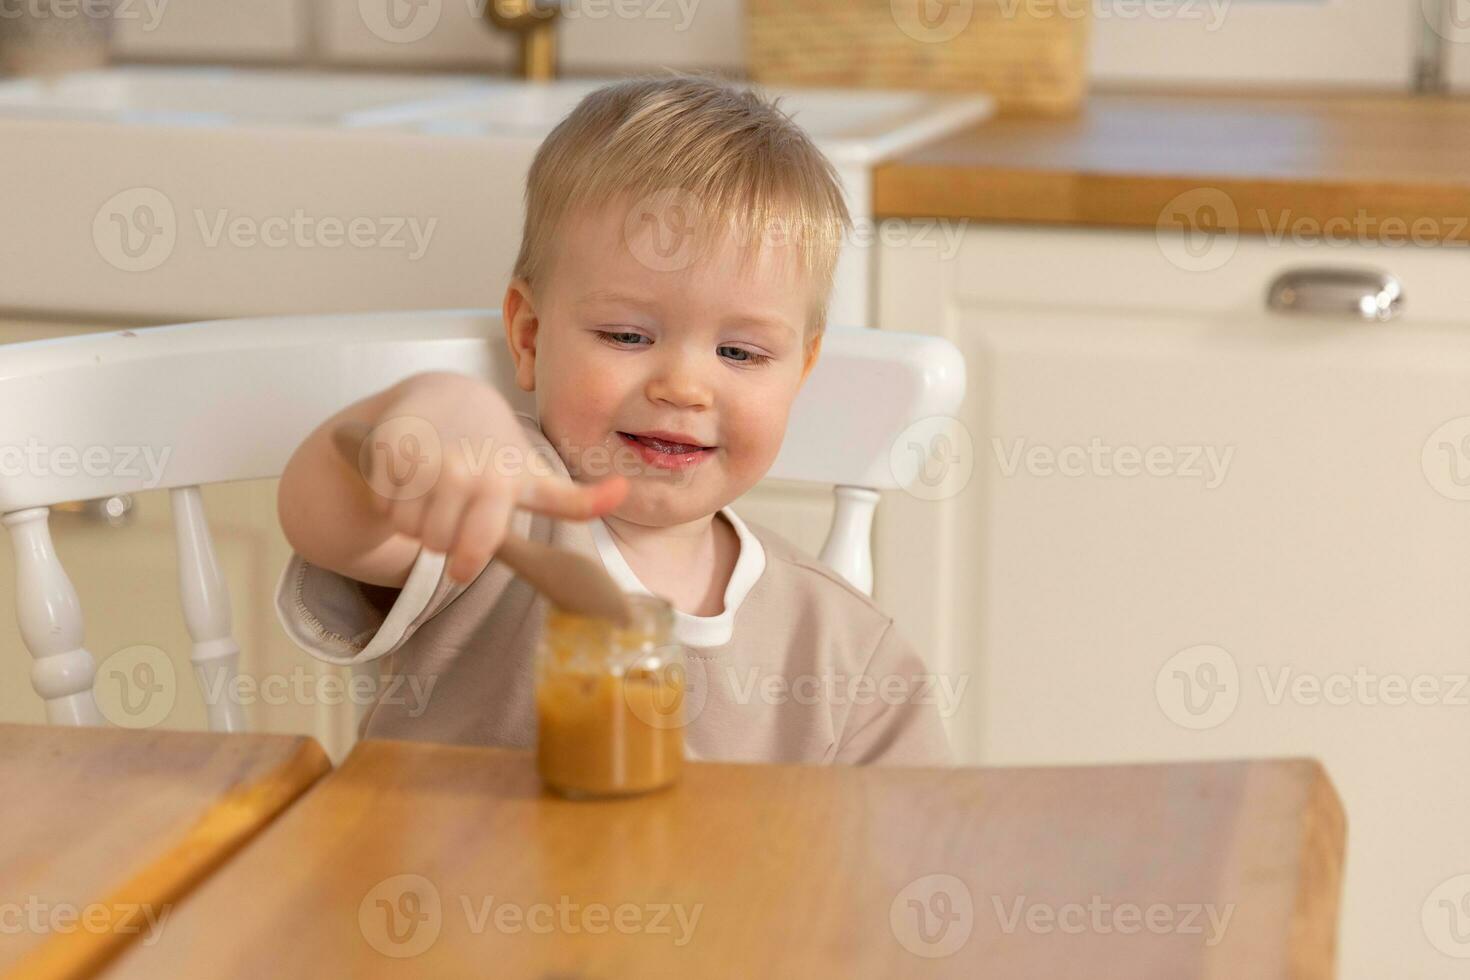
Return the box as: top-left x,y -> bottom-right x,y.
330,420 -> 633,627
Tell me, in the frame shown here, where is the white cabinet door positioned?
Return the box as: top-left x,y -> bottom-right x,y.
877,225 -> 1470,980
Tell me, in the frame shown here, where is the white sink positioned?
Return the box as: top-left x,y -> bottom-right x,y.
0,67 -> 989,325
351,79 -> 991,165
0,67 -> 484,126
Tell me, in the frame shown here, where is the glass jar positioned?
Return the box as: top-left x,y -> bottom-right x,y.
535,593 -> 685,798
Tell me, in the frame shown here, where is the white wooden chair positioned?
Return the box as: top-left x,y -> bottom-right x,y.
0,309 -> 965,731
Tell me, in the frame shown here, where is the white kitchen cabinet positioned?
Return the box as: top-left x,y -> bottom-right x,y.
876,223 -> 1470,979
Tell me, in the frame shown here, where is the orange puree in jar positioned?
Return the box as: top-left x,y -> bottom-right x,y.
535,595 -> 684,798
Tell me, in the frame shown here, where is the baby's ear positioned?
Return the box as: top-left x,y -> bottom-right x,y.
503,279 -> 539,392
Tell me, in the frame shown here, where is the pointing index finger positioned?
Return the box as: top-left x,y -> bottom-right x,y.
516,470 -> 629,520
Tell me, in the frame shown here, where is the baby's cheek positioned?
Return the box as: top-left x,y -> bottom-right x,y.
544,376 -> 617,449
723,404 -> 788,476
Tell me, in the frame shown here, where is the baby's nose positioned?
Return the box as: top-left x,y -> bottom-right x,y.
647,363 -> 713,409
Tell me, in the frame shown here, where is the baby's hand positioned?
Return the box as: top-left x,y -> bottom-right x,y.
352,372 -> 626,584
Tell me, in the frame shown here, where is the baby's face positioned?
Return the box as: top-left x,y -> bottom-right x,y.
515,200 -> 818,528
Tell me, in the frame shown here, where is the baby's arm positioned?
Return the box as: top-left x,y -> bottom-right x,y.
277,371 -> 626,591
277,375 -> 421,588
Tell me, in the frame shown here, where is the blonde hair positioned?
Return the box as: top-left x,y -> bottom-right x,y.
512,73 -> 852,346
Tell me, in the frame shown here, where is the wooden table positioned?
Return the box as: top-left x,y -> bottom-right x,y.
875,92 -> 1470,243
0,723 -> 329,980
100,742 -> 1345,979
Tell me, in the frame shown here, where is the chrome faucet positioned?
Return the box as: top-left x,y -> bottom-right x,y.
484,0 -> 562,81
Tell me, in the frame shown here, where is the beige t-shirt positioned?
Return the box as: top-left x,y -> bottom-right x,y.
274,413 -> 952,766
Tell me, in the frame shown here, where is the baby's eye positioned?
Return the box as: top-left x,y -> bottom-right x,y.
718,345 -> 772,366
596,330 -> 650,347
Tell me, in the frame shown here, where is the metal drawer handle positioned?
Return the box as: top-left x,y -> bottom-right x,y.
1266,267 -> 1403,321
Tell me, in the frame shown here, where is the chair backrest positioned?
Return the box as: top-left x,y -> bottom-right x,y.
1,309 -> 966,730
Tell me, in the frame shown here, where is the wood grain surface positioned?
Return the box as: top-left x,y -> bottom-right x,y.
0,723 -> 330,980
875,92 -> 1470,243
100,741 -> 1345,979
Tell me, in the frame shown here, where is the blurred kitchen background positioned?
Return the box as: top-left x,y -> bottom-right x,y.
4,3 -> 1470,976
0,1 -> 1458,96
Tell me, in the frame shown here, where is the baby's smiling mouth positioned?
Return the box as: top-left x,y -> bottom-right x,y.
616,431 -> 718,470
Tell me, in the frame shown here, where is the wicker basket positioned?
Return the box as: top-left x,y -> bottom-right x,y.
745,0 -> 1090,115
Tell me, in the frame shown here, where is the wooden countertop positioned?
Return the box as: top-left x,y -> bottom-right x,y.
103,742 -> 1345,979
0,723 -> 330,980
874,93 -> 1470,243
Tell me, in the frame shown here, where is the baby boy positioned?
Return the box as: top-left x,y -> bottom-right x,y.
274,74 -> 951,766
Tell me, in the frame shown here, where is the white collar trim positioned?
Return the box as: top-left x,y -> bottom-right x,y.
588,507 -> 765,649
